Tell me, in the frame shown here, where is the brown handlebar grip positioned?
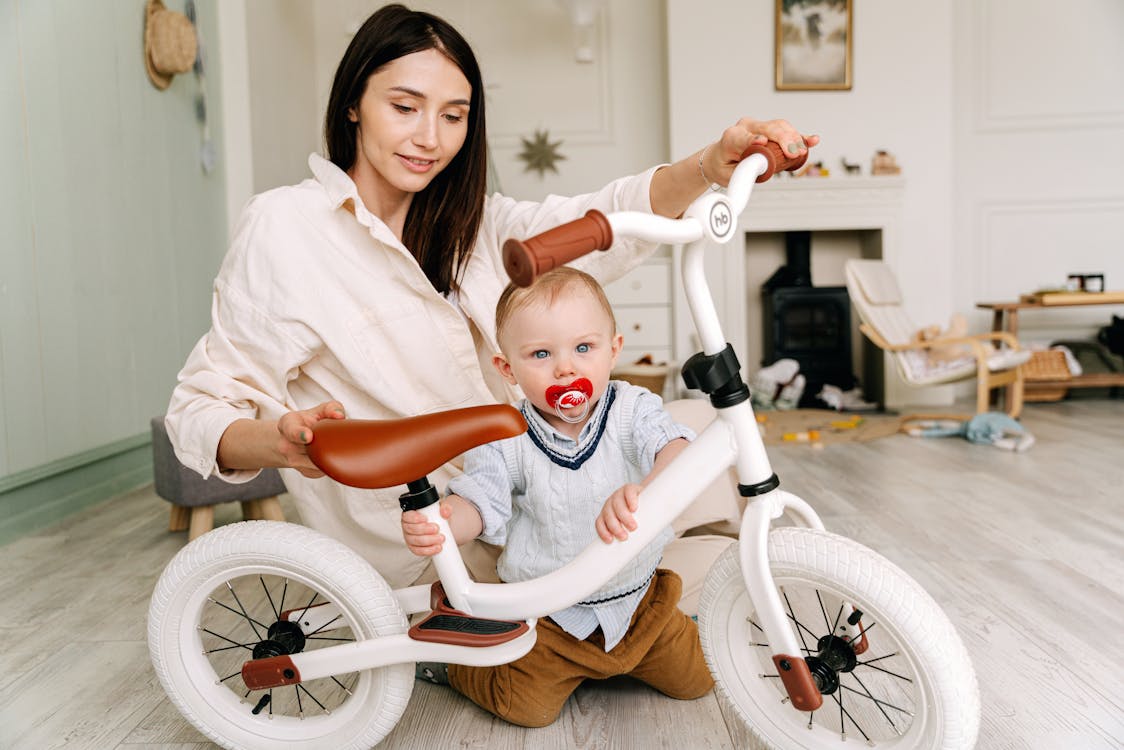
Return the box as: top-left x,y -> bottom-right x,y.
742,141 -> 809,183
502,209 -> 613,287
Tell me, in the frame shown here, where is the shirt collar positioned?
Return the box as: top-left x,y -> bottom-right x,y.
308,153 -> 405,251
308,153 -> 360,211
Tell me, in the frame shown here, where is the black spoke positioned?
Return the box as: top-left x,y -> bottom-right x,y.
226,582 -> 264,639
261,576 -> 280,620
298,683 -> 330,713
306,635 -> 355,642
814,589 -> 831,633
858,658 -> 913,684
200,627 -> 255,652
857,651 -> 899,667
295,683 -> 304,716
308,614 -> 343,636
783,608 -> 821,646
278,578 -> 288,619
294,592 -> 320,624
838,681 -> 845,737
209,595 -> 269,634
831,689 -> 872,743
848,670 -> 904,727
842,679 -> 913,719
218,670 -> 242,683
782,590 -> 817,651
331,675 -> 354,695
205,642 -> 257,655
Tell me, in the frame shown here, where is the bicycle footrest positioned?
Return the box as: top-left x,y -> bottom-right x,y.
408,582 -> 529,647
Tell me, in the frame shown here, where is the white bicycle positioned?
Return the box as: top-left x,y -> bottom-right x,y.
149,142 -> 980,749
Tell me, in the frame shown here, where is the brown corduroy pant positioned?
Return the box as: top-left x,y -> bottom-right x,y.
447,569 -> 715,728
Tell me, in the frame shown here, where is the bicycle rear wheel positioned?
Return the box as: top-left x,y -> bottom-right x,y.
699,527 -> 979,750
148,521 -> 413,750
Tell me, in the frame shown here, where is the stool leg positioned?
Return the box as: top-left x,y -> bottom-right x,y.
169,505 -> 190,532
188,505 -> 215,541
257,496 -> 286,522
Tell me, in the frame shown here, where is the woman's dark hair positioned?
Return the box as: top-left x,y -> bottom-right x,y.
324,4 -> 487,294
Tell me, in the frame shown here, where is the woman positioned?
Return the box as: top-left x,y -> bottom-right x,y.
166,4 -> 819,592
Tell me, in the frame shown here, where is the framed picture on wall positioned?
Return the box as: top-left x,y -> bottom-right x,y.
775,0 -> 852,91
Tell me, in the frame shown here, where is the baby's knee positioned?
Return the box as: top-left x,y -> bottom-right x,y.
659,668 -> 715,701
496,703 -> 562,728
449,663 -> 565,729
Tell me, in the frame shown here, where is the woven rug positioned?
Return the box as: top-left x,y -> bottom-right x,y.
757,409 -> 903,445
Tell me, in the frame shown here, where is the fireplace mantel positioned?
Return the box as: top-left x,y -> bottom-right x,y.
671,175 -> 910,404
740,175 -> 906,234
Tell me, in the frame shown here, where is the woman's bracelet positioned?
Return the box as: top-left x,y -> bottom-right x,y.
698,146 -> 722,192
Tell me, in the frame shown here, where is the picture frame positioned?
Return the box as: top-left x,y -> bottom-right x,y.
775,0 -> 853,91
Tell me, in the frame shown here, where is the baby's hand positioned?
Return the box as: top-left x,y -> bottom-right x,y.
401,504 -> 450,556
595,484 -> 641,543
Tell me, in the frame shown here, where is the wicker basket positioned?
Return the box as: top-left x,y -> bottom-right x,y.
1023,349 -> 1071,402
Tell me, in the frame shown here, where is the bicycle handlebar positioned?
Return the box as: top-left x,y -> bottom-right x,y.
502,140 -> 807,287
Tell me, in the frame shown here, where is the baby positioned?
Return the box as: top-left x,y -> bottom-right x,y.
401,266 -> 713,727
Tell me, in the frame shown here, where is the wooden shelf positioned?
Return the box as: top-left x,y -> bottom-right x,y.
1026,373 -> 1124,390
1017,291 -> 1124,306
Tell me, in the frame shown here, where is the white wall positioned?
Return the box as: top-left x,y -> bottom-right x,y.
246,0 -> 320,195
0,0 -> 229,478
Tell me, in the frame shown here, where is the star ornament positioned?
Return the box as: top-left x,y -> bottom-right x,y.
517,129 -> 566,177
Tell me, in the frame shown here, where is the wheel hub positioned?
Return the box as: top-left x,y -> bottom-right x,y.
251,619 -> 307,660
804,634 -> 860,695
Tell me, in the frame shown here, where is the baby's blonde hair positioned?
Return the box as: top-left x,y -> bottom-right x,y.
495,267 -> 617,348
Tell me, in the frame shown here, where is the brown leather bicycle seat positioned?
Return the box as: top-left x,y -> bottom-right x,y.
307,404 -> 527,489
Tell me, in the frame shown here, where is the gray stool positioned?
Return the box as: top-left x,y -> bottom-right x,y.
151,417 -> 286,540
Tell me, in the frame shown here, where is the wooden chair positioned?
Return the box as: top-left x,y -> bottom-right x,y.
151,417 -> 286,540
844,260 -> 1030,418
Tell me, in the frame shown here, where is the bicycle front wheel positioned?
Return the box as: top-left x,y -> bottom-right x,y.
148,521 -> 413,750
699,527 -> 979,750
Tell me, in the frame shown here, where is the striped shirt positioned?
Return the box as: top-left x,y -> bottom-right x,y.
448,381 -> 694,651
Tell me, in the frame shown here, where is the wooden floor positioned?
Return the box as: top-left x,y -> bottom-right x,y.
1,399 -> 1122,749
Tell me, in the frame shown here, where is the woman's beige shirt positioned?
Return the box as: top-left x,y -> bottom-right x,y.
166,154 -> 663,586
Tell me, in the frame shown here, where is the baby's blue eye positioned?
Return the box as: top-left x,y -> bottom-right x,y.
533,350 -> 549,359
576,343 -> 591,353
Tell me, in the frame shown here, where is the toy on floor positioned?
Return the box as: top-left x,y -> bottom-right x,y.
903,412 -> 1034,452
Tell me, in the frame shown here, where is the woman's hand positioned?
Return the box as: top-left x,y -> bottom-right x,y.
649,118 -> 819,217
700,117 -> 821,188
402,503 -> 452,556
595,483 -> 643,543
276,401 -> 347,477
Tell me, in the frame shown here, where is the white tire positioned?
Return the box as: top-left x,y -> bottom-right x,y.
148,521 -> 413,750
699,527 -> 979,749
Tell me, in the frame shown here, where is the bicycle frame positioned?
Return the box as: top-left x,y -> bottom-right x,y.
249,146 -> 862,710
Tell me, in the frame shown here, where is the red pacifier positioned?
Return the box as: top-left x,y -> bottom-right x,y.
545,378 -> 593,423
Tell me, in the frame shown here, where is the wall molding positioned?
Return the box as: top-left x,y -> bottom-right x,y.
972,1 -> 1124,133
973,195 -> 1124,304
0,433 -> 152,546
487,9 -> 613,147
